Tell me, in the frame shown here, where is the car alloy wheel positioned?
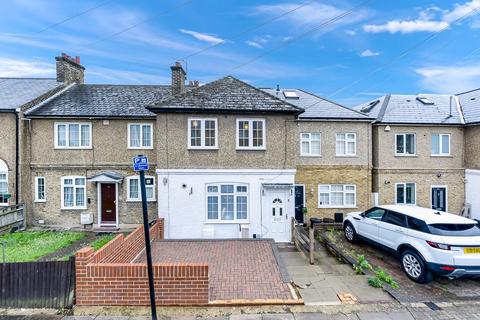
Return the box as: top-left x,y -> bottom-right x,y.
403,253 -> 422,279
345,224 -> 355,241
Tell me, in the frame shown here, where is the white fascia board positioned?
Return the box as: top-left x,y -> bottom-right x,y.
156,168 -> 296,175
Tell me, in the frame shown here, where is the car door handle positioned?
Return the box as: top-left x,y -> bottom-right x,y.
395,228 -> 406,233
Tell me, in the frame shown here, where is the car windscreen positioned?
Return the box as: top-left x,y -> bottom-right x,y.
428,223 -> 480,236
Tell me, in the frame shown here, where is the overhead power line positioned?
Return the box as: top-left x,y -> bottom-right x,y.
325,6 -> 480,99
229,0 -> 373,72
181,0 -> 315,60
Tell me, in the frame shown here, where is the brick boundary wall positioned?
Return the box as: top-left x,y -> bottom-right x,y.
75,219 -> 209,306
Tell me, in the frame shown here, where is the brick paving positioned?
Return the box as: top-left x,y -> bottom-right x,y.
133,239 -> 294,302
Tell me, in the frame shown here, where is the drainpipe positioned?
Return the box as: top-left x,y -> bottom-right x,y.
15,109 -> 19,205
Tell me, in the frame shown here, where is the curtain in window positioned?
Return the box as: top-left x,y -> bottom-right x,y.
0,173 -> 7,204
311,133 -> 321,155
190,120 -> 202,147
146,185 -> 154,199
57,125 -> 67,147
80,125 -> 90,147
221,195 -> 234,220
405,135 -> 415,154
236,196 -> 247,219
130,125 -> 141,147
64,186 -> 74,207
441,135 -> 450,154
129,179 -> 139,199
204,120 -> 216,147
336,134 -> 346,155
208,196 -> 219,219
142,125 -> 151,147
75,187 -> 85,207
69,124 -> 80,147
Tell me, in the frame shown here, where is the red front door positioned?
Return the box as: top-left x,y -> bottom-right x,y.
101,183 -> 116,224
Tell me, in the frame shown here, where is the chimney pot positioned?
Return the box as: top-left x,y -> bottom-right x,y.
55,52 -> 85,85
193,80 -> 199,87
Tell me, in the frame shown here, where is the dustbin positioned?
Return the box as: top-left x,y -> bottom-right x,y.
334,212 -> 344,223
310,217 -> 322,228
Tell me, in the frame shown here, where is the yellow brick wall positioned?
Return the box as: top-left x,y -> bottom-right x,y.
295,165 -> 372,219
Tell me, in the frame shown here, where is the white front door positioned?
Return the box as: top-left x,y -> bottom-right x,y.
263,189 -> 291,242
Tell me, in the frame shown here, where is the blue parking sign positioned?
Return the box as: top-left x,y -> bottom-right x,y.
133,155 -> 149,171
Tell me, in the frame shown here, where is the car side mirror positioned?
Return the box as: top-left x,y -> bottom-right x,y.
360,212 -> 366,218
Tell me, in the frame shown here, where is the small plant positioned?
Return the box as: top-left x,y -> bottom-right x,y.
353,255 -> 399,289
368,276 -> 383,288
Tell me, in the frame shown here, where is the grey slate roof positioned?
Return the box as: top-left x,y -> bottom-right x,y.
149,76 -> 302,114
0,78 -> 62,110
27,84 -> 175,117
353,94 -> 464,125
261,88 -> 371,120
457,88 -> 480,124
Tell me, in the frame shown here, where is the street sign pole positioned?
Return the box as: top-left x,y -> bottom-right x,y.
134,155 -> 157,320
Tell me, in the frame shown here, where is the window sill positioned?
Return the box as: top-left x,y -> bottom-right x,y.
301,154 -> 322,157
204,221 -> 250,224
188,147 -> 219,150
236,148 -> 266,151
34,200 -> 46,203
430,154 -> 453,158
394,154 -> 417,157
0,203 -> 9,207
61,207 -> 87,210
126,199 -> 157,203
335,155 -> 357,158
127,146 -> 154,150
318,206 -> 357,209
55,147 -> 92,150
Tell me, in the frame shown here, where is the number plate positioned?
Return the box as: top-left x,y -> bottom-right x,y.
464,247 -> 480,254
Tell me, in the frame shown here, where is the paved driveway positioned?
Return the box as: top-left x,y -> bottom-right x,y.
134,239 -> 295,303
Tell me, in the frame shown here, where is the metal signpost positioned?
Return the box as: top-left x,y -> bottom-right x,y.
133,155 -> 157,320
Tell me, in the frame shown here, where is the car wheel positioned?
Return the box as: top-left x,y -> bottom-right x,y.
344,222 -> 358,243
401,249 -> 433,284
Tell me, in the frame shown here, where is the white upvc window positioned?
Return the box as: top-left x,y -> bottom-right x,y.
126,176 -> 155,201
395,183 -> 416,205
300,133 -> 321,156
128,123 -> 153,149
206,184 -> 248,221
336,133 -> 356,156
61,176 -> 86,209
318,184 -> 356,208
236,119 -> 266,150
55,123 -> 92,149
0,160 -> 8,206
431,133 -> 450,156
35,177 -> 46,202
395,133 -> 416,155
188,118 -> 218,149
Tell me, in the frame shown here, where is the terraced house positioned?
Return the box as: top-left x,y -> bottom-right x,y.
354,94 -> 466,214
260,88 -> 374,222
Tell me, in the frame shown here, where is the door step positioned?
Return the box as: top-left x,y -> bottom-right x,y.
94,226 -> 120,233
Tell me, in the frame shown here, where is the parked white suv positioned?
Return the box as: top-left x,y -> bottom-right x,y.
343,205 -> 480,283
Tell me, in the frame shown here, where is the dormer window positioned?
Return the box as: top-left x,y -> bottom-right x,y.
283,90 -> 299,99
416,96 -> 434,105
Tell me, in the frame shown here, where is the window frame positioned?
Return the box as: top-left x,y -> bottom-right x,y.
61,176 -> 87,210
395,133 -> 416,156
0,163 -> 8,206
54,122 -> 92,149
128,123 -> 153,149
300,132 -> 321,156
126,176 -> 156,202
335,133 -> 357,156
205,183 -> 249,222
395,182 -> 416,205
34,176 -> 46,203
431,133 -> 451,156
318,184 -> 357,208
187,118 -> 218,149
236,118 -> 266,150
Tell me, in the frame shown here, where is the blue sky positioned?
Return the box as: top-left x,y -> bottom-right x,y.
1,0 -> 480,106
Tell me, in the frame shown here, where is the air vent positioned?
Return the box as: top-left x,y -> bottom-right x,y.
416,96 -> 434,105
360,99 -> 380,113
283,90 -> 299,99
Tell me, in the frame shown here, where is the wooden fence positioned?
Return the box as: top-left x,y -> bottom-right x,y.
291,218 -> 315,264
0,257 -> 75,308
0,204 -> 25,234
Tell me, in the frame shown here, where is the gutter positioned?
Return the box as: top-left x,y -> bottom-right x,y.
0,108 -> 20,204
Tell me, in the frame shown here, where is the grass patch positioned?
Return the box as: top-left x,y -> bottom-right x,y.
0,231 -> 86,262
91,233 -> 117,251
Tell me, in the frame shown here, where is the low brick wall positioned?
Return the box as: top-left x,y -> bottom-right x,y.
75,219 -> 209,306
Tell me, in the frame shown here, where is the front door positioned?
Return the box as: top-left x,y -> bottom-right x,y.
101,183 -> 116,224
294,185 -> 305,223
263,189 -> 291,242
432,187 -> 447,212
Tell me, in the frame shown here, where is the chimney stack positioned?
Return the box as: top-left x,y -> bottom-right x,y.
55,53 -> 85,85
171,61 -> 186,95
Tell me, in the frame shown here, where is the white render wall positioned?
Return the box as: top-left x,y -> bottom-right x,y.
466,169 -> 480,220
157,169 -> 296,240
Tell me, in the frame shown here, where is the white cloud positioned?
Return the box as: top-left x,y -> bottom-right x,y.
345,29 -> 356,36
364,0 -> 480,34
416,63 -> 480,92
360,49 -> 380,57
245,40 -> 263,48
179,29 -> 225,44
253,2 -> 368,32
0,57 -> 54,77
